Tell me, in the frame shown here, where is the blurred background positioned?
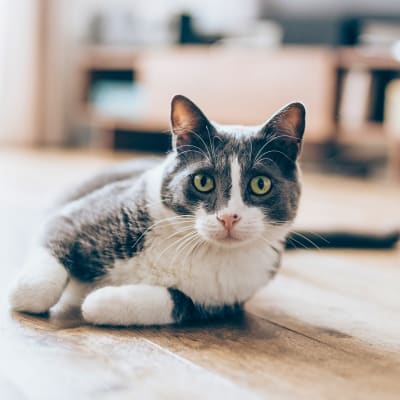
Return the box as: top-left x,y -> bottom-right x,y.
1,0 -> 400,180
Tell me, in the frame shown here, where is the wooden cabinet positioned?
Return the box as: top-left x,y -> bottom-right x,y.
76,46 -> 336,144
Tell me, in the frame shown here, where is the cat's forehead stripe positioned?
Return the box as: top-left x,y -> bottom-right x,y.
226,157 -> 245,211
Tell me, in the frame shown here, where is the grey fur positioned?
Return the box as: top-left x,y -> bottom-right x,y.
45,178 -> 152,281
168,289 -> 242,324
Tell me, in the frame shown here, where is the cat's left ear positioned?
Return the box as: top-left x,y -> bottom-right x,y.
260,102 -> 306,161
170,95 -> 212,150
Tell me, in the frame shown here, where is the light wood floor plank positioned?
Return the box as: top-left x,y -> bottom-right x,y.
1,149 -> 399,399
1,311 -> 259,400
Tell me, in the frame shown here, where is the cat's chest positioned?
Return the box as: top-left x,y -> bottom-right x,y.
174,244 -> 279,305
106,227 -> 281,306
144,229 -> 280,305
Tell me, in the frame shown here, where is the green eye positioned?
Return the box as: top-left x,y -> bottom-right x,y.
249,176 -> 272,196
192,173 -> 215,193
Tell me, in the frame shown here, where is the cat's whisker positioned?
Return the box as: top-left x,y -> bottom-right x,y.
285,236 -> 308,250
177,148 -> 212,162
291,230 -> 329,244
173,133 -> 213,162
156,225 -> 196,248
206,125 -> 217,161
174,127 -> 214,163
176,231 -> 199,250
260,133 -> 298,151
187,128 -> 214,163
256,149 -> 295,165
253,135 -> 278,163
269,220 -> 292,226
130,215 -> 196,250
165,232 -> 199,268
181,236 -> 204,268
172,233 -> 201,267
248,137 -> 253,163
253,134 -> 298,164
290,231 -> 322,250
154,231 -> 198,266
253,157 -> 279,169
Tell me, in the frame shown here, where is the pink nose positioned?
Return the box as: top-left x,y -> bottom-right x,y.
217,214 -> 241,231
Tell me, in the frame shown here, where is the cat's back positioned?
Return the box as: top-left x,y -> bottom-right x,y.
56,157 -> 162,207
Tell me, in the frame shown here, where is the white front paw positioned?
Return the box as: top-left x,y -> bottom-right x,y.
8,247 -> 67,313
81,287 -> 118,325
81,285 -> 174,326
9,276 -> 63,314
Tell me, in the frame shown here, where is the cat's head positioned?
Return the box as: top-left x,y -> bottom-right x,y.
161,95 -> 305,248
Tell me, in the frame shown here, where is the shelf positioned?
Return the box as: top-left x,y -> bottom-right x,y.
79,106 -> 169,133
78,46 -> 142,70
75,46 -> 337,142
337,47 -> 400,71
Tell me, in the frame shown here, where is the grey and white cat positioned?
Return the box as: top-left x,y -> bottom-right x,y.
9,95 -> 305,326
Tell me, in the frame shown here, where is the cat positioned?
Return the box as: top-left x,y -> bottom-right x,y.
8,94 -> 375,326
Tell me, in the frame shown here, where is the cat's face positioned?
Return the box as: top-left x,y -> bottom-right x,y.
161,95 -> 305,248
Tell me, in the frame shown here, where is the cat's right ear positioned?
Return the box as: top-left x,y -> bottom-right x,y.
260,102 -> 306,161
170,95 -> 211,149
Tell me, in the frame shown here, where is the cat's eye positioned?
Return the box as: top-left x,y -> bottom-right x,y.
249,176 -> 272,196
192,173 -> 215,193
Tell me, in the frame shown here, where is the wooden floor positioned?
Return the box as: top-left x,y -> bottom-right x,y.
0,148 -> 399,400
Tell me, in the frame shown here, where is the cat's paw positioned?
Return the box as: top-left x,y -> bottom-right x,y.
81,286 -> 125,325
8,248 -> 68,314
9,276 -> 62,314
81,285 -> 174,326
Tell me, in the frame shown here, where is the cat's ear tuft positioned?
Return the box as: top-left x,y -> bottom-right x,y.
170,95 -> 210,149
261,102 -> 306,160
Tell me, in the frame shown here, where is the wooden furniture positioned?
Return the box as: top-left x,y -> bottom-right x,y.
335,47 -> 400,179
136,47 -> 336,140
76,46 -> 336,144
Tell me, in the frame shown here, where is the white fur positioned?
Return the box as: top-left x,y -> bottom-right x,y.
212,123 -> 261,139
52,278 -> 92,314
82,284 -> 174,326
227,157 -> 245,210
9,246 -> 67,313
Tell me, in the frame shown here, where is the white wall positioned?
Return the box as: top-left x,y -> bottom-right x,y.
0,0 -> 40,145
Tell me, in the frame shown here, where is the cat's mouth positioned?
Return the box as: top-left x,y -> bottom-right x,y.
223,230 -> 244,240
210,232 -> 252,248
220,235 -> 241,242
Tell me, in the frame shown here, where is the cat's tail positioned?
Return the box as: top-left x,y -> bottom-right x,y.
285,229 -> 399,250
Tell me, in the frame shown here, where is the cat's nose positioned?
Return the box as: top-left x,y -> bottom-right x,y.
216,214 -> 241,231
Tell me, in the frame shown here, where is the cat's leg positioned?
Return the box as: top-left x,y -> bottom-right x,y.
51,278 -> 92,316
81,285 -> 242,326
8,245 -> 68,314
81,285 -> 189,326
